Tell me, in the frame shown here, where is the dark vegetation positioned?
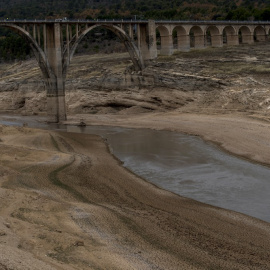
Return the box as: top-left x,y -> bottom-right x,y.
1,0 -> 270,21
0,28 -> 31,61
1,0 -> 270,61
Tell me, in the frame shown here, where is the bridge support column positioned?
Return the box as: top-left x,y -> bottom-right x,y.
177,35 -> 190,51
129,24 -> 134,40
194,34 -> 205,49
242,34 -> 254,44
45,23 -> 66,123
256,34 -> 266,41
211,34 -> 223,47
227,34 -> 239,46
148,20 -> 157,59
160,33 -> 173,55
138,20 -> 157,61
138,24 -> 149,60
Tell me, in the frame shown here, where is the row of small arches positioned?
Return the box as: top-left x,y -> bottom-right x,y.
156,25 -> 268,54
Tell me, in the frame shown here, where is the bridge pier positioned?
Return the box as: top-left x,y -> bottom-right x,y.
256,34 -> 266,41
138,24 -> 150,60
211,34 -> 223,47
147,20 -> 157,59
138,20 -> 157,60
227,34 -> 239,46
242,34 -> 254,44
194,34 -> 205,49
160,33 -> 173,55
45,23 -> 66,122
178,34 -> 190,51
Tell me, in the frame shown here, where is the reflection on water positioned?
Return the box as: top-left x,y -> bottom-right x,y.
1,115 -> 270,222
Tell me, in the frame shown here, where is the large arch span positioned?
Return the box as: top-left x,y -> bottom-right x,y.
64,24 -> 144,77
0,23 -> 54,83
0,21 -> 148,122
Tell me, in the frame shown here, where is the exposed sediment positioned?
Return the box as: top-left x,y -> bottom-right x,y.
1,42 -> 270,119
0,125 -> 270,269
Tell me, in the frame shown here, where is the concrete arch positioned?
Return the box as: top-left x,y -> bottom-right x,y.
156,25 -> 173,55
222,25 -> 238,45
239,26 -> 253,44
254,26 -> 266,42
66,24 -> 144,74
172,25 -> 189,51
0,23 -> 66,123
189,26 -> 204,48
0,23 -> 54,81
206,25 -> 222,47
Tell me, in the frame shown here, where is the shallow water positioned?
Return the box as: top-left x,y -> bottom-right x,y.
1,114 -> 270,222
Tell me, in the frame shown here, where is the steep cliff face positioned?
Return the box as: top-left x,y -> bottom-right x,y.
1,42 -> 270,118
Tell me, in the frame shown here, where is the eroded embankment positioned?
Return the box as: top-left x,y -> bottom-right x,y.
0,124 -> 270,269
2,42 -> 270,118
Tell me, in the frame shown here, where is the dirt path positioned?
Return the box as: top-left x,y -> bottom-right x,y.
0,120 -> 270,269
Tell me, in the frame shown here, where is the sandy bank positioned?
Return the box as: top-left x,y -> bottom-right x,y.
0,122 -> 270,269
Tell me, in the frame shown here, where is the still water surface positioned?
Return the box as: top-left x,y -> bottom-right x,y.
1,115 -> 270,223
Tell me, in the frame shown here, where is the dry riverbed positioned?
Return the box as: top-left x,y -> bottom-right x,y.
1,112 -> 270,269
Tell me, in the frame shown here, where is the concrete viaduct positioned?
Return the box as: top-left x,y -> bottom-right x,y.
0,19 -> 269,122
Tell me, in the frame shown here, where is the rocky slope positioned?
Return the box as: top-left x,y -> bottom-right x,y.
1,42 -> 270,120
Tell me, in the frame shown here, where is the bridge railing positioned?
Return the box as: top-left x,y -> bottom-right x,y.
0,19 -> 270,25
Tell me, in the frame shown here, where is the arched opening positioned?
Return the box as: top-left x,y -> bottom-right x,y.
254,26 -> 266,42
0,25 -> 48,115
156,25 -> 173,55
0,27 -> 32,61
0,23 -> 54,80
172,26 -> 189,52
156,28 -> 161,49
223,26 -> 238,46
0,23 -> 56,88
206,26 -> 222,47
67,24 -> 143,75
65,25 -> 140,115
189,26 -> 204,49
239,26 -> 253,44
0,23 -> 67,122
72,27 -> 125,55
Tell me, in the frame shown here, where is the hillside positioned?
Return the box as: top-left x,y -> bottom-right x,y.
0,0 -> 270,20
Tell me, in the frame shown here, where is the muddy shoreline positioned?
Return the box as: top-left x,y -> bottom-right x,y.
66,111 -> 270,168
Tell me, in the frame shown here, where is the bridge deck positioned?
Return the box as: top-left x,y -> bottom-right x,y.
0,19 -> 270,25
